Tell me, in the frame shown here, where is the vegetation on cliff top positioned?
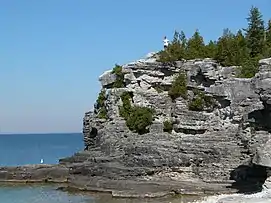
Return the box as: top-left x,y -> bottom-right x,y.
158,6 -> 271,78
119,92 -> 155,134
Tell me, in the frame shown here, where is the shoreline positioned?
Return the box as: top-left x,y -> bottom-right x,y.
0,182 -> 209,203
0,163 -> 239,198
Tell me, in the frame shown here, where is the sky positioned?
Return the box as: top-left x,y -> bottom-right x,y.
0,0 -> 270,134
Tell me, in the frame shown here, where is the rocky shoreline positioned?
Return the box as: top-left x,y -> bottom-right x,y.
1,55 -> 271,199
0,162 -> 266,198
0,160 -> 238,198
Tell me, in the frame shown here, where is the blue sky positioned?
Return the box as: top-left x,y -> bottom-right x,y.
0,0 -> 270,134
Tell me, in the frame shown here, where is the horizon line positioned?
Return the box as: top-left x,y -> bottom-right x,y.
0,132 -> 82,135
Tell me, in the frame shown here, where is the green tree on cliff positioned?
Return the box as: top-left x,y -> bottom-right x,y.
234,30 -> 250,65
264,20 -> 271,57
215,29 -> 236,66
186,30 -> 206,59
266,20 -> 271,44
244,6 -> 265,57
215,29 -> 249,66
205,40 -> 217,59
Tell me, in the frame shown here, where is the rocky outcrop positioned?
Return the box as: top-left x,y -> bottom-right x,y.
0,164 -> 69,183
81,53 -> 271,195
1,54 -> 271,198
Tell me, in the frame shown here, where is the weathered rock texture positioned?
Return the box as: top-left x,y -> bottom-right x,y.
1,54 -> 271,198
81,54 -> 271,194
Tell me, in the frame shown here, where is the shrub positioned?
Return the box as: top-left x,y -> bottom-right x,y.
163,120 -> 173,133
112,64 -> 125,88
168,71 -> 187,100
189,96 -> 205,111
96,89 -> 108,119
126,106 -> 155,134
189,91 -> 215,111
119,91 -> 132,119
119,92 -> 155,134
97,106 -> 108,119
96,89 -> 106,108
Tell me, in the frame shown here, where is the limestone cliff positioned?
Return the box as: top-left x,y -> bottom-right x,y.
64,53 -> 271,196
2,54 -> 271,197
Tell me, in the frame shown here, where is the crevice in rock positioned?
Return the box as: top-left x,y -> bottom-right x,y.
248,101 -> 271,132
128,92 -> 134,103
134,72 -> 144,79
103,83 -> 114,89
229,164 -> 267,194
84,127 -> 99,150
137,80 -> 141,88
159,68 -> 176,77
174,128 -> 206,135
190,69 -> 216,87
215,96 -> 231,108
90,127 -> 98,138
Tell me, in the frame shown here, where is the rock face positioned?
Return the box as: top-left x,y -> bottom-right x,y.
2,54 -> 271,197
80,54 -> 271,194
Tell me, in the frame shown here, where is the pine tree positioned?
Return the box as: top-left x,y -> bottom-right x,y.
215,29 -> 236,66
205,40 -> 217,59
244,6 -> 265,57
267,20 -> 271,44
179,30 -> 187,58
264,19 -> 271,57
234,30 -> 249,65
238,56 -> 260,78
186,29 -> 206,59
172,30 -> 187,59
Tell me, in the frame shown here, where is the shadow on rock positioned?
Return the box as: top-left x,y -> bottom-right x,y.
228,164 -> 267,194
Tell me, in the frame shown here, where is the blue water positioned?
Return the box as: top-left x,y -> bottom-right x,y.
0,133 -> 84,166
0,185 -> 94,203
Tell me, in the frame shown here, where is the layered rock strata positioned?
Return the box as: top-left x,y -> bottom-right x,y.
1,54 -> 271,197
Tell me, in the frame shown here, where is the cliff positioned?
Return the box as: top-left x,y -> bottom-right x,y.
1,54 -> 271,198
79,53 -> 271,194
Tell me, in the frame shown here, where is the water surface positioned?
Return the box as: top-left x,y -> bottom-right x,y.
0,133 -> 83,166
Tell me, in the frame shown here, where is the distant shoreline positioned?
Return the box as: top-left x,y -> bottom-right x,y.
0,132 -> 82,135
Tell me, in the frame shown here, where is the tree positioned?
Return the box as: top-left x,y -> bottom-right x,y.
244,6 -> 265,57
267,20 -> 271,44
234,30 -> 249,65
112,64 -> 125,88
238,56 -> 260,78
263,19 -> 271,57
186,30 -> 206,59
168,71 -> 187,100
205,40 -> 217,59
215,29 -> 249,66
215,29 -> 236,66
